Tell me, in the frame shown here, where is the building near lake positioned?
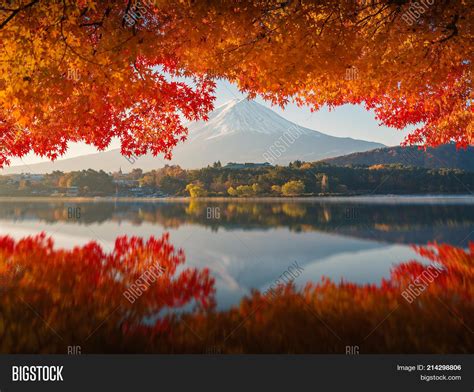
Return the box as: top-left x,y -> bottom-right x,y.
224,162 -> 272,170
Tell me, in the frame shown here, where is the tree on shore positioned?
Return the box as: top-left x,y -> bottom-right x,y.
281,180 -> 305,196
186,183 -> 207,198
271,185 -> 282,195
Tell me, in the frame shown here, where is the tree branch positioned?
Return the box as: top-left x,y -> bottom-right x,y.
0,0 -> 40,30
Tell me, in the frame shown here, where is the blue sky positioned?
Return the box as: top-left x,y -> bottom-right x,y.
11,80 -> 411,166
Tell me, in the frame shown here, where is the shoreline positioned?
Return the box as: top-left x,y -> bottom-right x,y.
0,194 -> 473,204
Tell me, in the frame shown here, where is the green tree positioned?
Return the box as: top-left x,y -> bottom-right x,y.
227,187 -> 237,196
186,183 -> 207,198
271,185 -> 281,194
60,170 -> 114,195
236,185 -> 255,197
281,180 -> 305,196
252,183 -> 263,195
159,176 -> 186,195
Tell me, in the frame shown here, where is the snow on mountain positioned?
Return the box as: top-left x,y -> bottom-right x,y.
187,98 -> 313,140
1,99 -> 385,174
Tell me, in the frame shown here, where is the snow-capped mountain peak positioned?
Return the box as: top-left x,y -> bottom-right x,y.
188,98 -> 312,141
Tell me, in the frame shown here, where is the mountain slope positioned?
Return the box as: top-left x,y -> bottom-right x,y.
322,145 -> 474,171
2,99 -> 385,174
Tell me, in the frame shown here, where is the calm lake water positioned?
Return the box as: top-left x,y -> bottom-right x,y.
1,196 -> 473,309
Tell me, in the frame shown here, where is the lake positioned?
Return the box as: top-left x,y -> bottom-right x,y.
0,196 -> 473,310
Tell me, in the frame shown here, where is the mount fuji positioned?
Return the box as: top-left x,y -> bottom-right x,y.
1,99 -> 384,173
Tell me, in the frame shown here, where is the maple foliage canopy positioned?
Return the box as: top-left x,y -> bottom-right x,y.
0,0 -> 472,167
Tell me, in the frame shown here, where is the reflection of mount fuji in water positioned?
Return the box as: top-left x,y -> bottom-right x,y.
1,99 -> 384,173
1,199 -> 473,247
2,198 -> 472,309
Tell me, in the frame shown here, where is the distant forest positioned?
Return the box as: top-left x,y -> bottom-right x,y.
323,144 -> 474,171
1,161 -> 473,197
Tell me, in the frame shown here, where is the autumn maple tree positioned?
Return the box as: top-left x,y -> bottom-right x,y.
0,0 -> 472,168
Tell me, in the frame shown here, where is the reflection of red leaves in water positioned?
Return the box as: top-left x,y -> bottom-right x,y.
0,233 -> 215,353
175,241 -> 473,354
388,243 -> 473,301
0,236 -> 472,353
